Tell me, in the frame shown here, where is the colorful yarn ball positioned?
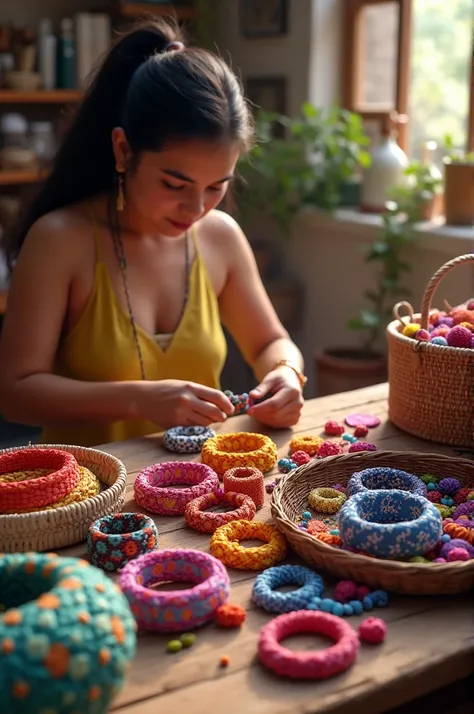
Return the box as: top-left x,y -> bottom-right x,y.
291,450 -> 311,466
427,490 -> 442,503
453,501 -> 474,520
414,328 -> 430,342
333,580 -> 358,603
430,336 -> 448,346
454,488 -> 472,505
447,547 -> 470,562
429,309 -> 442,325
438,477 -> 462,495
447,325 -> 472,348
430,326 -> 450,339
438,316 -> 454,327
402,323 -> 421,338
318,441 -> 344,458
324,420 -> 345,436
215,603 -> 246,627
440,538 -> 474,559
307,519 -> 329,535
353,424 -> 369,438
358,617 -> 387,644
348,442 -> 377,453
450,307 -> 474,325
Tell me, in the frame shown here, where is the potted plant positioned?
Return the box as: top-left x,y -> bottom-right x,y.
443,135 -> 474,226
314,161 -> 436,396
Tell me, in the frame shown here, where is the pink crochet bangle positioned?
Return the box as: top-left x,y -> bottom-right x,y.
223,466 -> 265,509
134,461 -> 220,515
0,447 -> 80,513
119,548 -> 230,632
185,489 -> 256,533
258,611 -> 360,679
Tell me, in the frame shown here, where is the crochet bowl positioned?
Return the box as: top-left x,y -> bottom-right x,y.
271,449 -> 474,595
0,443 -> 127,553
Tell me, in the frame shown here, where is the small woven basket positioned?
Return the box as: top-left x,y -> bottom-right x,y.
271,449 -> 474,595
0,443 -> 127,553
386,253 -> 474,448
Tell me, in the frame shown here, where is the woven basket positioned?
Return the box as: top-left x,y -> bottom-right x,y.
0,443 -> 127,553
387,253 -> 474,448
271,449 -> 474,595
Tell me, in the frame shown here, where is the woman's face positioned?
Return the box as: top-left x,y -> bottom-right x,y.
115,134 -> 240,236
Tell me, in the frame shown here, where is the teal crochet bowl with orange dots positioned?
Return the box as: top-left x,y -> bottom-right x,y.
0,552 -> 137,714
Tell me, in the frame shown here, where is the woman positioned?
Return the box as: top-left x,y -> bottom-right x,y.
0,19 -> 305,447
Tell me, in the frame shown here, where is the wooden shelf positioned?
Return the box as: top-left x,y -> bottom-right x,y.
0,89 -> 84,104
0,169 -> 48,186
114,3 -> 197,20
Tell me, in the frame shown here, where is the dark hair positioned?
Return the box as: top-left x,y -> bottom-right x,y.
5,18 -> 253,270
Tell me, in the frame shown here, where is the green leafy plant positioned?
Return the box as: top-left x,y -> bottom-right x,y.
236,103 -> 371,234
347,160 -> 442,355
444,134 -> 474,163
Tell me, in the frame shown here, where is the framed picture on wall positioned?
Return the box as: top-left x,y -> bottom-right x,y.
245,76 -> 287,137
240,0 -> 288,38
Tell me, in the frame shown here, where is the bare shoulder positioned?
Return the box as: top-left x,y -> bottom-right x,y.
197,209 -> 250,256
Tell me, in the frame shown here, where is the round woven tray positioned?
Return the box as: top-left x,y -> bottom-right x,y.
271,450 -> 474,595
0,443 -> 127,553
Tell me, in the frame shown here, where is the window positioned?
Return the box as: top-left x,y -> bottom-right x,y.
342,0 -> 474,160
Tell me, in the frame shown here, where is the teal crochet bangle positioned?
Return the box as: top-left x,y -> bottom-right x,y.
0,552 -> 137,714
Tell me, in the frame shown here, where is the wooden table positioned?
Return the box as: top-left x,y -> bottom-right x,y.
61,383 -> 474,714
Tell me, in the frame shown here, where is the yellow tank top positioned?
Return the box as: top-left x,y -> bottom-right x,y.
42,222 -> 227,447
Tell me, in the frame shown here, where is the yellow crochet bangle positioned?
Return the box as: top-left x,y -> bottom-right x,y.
201,432 -> 278,478
4,466 -> 101,514
308,487 -> 347,514
210,519 -> 287,570
289,435 -> 324,456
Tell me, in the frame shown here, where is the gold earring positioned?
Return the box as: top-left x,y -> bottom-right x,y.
116,163 -> 126,212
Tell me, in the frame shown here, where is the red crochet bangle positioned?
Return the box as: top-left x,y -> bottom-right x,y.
223,466 -> 265,509
185,490 -> 256,533
258,611 -> 360,679
0,447 -> 80,513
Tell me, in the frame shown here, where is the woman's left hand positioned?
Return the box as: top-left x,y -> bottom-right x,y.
247,367 -> 304,429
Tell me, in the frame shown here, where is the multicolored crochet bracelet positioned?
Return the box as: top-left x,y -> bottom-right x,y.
87,512 -> 159,572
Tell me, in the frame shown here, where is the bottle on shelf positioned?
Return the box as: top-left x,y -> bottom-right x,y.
57,18 -> 75,89
38,18 -> 57,90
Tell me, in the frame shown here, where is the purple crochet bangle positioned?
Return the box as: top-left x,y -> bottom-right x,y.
119,548 -> 230,632
134,461 -> 220,515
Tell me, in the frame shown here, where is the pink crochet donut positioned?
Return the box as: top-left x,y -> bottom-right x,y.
258,610 -> 360,679
134,461 -> 219,515
185,490 -> 256,533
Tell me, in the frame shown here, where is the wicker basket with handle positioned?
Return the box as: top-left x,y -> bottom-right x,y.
386,253 -> 474,448
0,443 -> 127,553
271,449 -> 474,595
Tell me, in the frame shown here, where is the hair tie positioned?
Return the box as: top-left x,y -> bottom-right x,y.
164,41 -> 185,53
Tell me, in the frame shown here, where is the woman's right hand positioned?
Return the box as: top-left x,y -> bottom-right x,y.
136,379 -> 235,428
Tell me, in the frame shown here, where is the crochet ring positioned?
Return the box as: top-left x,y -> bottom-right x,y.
185,490 -> 256,533
87,512 -> 159,572
258,610 -> 360,679
347,467 -> 427,497
210,520 -> 287,570
308,487 -> 347,514
252,565 -> 324,613
134,461 -> 220,515
162,426 -> 215,454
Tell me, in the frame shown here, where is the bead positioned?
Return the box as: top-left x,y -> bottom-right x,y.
180,633 -> 197,648
215,603 -> 246,627
353,424 -> 369,438
302,511 -> 312,520
358,617 -> 387,644
430,336 -> 448,345
219,654 -> 231,667
329,529 -> 339,536
265,482 -> 276,494
427,482 -> 437,491
342,434 -> 353,442
167,640 -> 183,653
324,420 -> 345,436
441,534 -> 451,542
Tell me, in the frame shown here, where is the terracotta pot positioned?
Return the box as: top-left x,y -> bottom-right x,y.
314,348 -> 387,397
443,160 -> 474,226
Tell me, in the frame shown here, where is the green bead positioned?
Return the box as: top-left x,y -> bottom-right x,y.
180,633 -> 197,648
167,640 -> 183,653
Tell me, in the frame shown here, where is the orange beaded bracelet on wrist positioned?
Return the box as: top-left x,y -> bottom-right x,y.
201,432 -> 278,477
210,519 -> 287,570
223,466 -> 265,509
0,447 -> 80,513
184,490 -> 256,533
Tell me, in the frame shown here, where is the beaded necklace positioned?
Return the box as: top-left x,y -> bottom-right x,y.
107,196 -> 190,380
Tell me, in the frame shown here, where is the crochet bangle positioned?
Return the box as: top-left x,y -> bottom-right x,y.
134,461 -> 220,515
308,487 -> 347,514
5,465 -> 100,514
87,512 -> 159,572
119,548 -> 230,632
0,447 -> 80,513
162,426 -> 215,454
210,519 -> 287,570
252,565 -> 324,613
184,490 -> 256,533
338,489 -> 443,558
223,465 -> 265,509
201,432 -> 278,477
347,467 -> 427,498
258,611 -> 360,679
0,552 -> 137,714
289,436 -> 323,456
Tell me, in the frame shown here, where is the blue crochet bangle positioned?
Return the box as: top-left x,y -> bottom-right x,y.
252,565 -> 324,613
338,489 -> 443,558
347,467 -> 427,498
0,552 -> 136,714
162,426 -> 216,454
